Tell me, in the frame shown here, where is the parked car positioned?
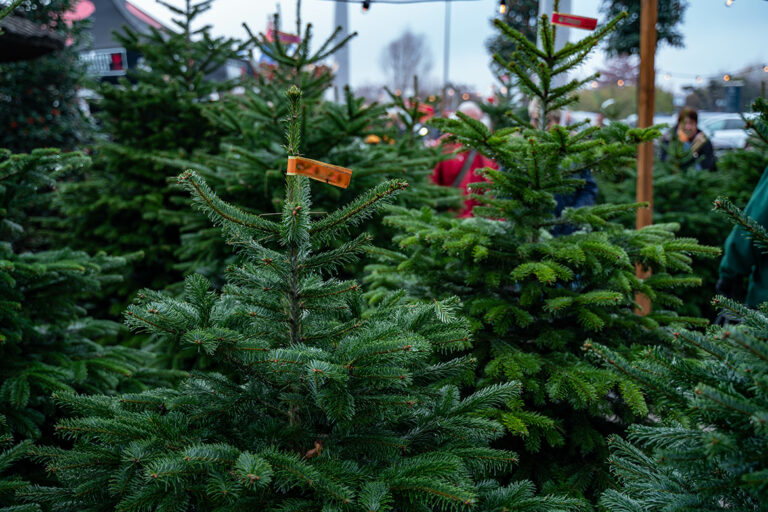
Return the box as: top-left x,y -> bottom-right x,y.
701,113 -> 756,150
618,113 -> 680,129
563,110 -> 598,126
652,113 -> 676,129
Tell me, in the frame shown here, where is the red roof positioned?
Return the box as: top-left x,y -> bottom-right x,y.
124,1 -> 163,30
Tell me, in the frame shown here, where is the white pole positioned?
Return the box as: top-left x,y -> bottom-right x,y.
333,2 -> 350,101
538,0 -> 571,53
538,0 -> 571,99
443,1 -> 451,88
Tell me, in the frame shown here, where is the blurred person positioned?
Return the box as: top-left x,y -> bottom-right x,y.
595,112 -> 605,127
529,99 -> 598,236
431,101 -> 497,217
528,97 -> 563,130
413,103 -> 441,143
660,107 -> 716,172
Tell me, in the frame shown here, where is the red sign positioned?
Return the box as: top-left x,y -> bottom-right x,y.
551,12 -> 597,31
110,52 -> 123,71
266,29 -> 302,44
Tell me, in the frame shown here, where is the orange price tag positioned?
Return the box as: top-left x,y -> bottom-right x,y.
287,156 -> 353,189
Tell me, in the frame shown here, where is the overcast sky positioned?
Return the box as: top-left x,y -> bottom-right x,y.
131,0 -> 767,95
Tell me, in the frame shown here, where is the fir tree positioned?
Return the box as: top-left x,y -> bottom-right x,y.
0,148 -> 178,447
23,87 -> 584,512
364,10 -> 717,501
0,415 -> 35,512
485,0 -> 537,81
54,0 -> 248,308
592,198 -> 768,512
0,0 -> 92,152
600,0 -> 688,57
161,12 -> 455,282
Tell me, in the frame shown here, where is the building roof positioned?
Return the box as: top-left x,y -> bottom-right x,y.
86,0 -> 165,50
0,0 -> 166,63
0,14 -> 65,62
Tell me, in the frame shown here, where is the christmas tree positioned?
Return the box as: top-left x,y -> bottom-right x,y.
483,0 -> 539,133
24,87 -> 584,512
364,9 -> 717,501
54,0 -> 247,308
160,11 -> 454,283
599,0 -> 688,57
593,198 -> 768,511
484,0 -> 537,101
0,148 -> 179,501
0,0 -> 92,152
3,150 -> 123,436
0,414 -> 34,512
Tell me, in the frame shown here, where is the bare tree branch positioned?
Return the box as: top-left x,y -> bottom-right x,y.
379,29 -> 433,93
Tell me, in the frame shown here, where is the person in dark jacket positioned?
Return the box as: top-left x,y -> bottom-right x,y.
717,165 -> 768,308
660,107 -> 716,172
551,170 -> 599,236
528,99 -> 599,236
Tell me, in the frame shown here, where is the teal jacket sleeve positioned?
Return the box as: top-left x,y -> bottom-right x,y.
719,167 -> 768,280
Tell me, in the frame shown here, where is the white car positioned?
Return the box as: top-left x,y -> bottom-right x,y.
701,114 -> 756,150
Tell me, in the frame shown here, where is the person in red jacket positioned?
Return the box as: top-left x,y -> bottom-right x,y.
431,101 -> 498,217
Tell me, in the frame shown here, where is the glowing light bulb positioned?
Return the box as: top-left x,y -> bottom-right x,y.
723,74 -> 731,82
591,81 -> 598,89
499,0 -> 507,14
617,79 -> 625,87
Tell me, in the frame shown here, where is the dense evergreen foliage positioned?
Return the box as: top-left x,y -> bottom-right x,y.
599,0 -> 688,56
3,1 -> 766,510
0,149 -> 180,511
23,88 -> 585,512
592,198 -> 768,511
0,0 -> 92,152
365,11 -> 717,500
0,149 -> 170,441
0,414 -> 34,512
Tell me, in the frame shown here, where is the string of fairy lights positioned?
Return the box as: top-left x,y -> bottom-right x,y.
498,0 -> 757,12
588,65 -> 768,90
395,63 -> 768,104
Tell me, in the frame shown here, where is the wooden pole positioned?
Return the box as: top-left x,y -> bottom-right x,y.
635,0 -> 657,315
